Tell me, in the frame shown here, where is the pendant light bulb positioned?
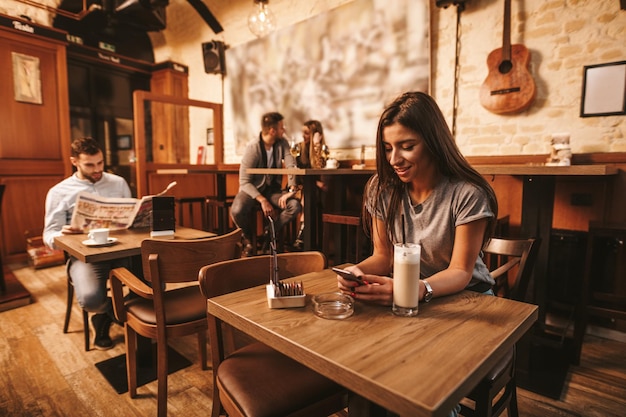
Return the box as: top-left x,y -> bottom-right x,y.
248,0 -> 276,38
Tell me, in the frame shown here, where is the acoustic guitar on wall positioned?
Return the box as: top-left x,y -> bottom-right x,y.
480,0 -> 536,114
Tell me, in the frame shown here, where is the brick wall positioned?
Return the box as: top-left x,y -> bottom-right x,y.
159,0 -> 625,163
431,0 -> 626,158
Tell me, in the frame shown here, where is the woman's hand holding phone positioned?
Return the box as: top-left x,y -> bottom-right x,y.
332,267 -> 368,286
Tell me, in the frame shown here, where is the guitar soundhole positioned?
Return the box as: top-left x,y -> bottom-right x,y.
498,60 -> 513,74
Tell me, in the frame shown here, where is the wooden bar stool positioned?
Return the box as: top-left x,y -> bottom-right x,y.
322,211 -> 365,265
206,196 -> 234,234
176,197 -> 208,231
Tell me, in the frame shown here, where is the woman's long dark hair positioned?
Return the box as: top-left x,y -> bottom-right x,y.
363,91 -> 498,245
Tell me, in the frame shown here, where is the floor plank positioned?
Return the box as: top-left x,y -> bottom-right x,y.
2,262 -> 625,417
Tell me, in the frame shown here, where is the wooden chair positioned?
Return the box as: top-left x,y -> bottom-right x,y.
206,195 -> 235,234
176,197 -> 208,231
322,211 -> 366,265
461,237 -> 540,417
110,228 -> 242,417
198,252 -> 348,417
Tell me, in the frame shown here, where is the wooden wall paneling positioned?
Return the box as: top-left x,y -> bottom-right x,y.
0,28 -> 70,173
1,176 -> 62,260
553,178 -> 611,231
484,174 -> 523,235
148,173 -> 216,198
0,18 -> 71,262
226,171 -> 239,197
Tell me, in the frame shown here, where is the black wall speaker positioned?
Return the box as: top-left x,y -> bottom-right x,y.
202,40 -> 226,75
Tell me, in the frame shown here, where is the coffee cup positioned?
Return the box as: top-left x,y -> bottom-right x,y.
88,228 -> 110,244
326,158 -> 338,169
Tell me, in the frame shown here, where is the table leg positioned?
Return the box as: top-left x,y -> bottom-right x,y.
302,176 -> 318,251
216,173 -> 226,202
348,393 -> 389,417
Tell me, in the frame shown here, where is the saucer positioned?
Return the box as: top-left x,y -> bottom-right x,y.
82,237 -> 118,247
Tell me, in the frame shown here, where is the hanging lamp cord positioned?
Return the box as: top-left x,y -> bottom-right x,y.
452,2 -> 465,138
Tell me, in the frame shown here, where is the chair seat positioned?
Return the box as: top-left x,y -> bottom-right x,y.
484,347 -> 514,383
127,285 -> 206,325
218,342 -> 344,417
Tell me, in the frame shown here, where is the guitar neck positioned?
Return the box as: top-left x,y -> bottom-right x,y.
502,0 -> 512,61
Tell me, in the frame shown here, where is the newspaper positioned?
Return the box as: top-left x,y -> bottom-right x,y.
69,181 -> 177,230
70,192 -> 153,230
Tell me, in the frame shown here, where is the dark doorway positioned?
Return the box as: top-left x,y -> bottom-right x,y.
53,1 -> 159,196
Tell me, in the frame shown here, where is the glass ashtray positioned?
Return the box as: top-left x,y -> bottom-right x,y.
312,292 -> 354,320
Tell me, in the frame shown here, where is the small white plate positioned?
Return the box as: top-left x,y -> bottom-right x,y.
82,237 -> 118,247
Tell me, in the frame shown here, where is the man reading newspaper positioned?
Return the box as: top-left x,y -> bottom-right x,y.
43,137 -> 132,350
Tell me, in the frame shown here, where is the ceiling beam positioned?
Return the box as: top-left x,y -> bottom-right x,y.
186,0 -> 223,34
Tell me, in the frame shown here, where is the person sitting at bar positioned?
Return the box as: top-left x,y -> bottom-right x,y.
231,112 -> 302,257
293,119 -> 329,250
335,92 -> 498,417
43,137 -> 131,350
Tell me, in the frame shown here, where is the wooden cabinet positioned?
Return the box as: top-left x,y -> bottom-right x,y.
0,15 -> 71,262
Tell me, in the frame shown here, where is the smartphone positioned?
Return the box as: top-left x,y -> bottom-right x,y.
332,267 -> 367,285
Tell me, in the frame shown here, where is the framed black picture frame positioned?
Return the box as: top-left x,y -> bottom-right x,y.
580,60 -> 626,117
117,134 -> 132,150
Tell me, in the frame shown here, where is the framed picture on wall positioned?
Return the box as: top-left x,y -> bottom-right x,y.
12,52 -> 43,105
117,134 -> 132,150
580,60 -> 626,117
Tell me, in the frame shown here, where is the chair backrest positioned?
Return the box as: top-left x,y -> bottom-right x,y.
198,251 -> 327,369
198,251 -> 327,299
482,237 -> 540,302
141,228 -> 242,285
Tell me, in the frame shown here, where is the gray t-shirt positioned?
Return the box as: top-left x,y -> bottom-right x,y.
366,176 -> 495,287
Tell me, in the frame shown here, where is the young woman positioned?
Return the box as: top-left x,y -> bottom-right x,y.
337,91 -> 498,308
336,91 -> 498,416
293,120 -> 328,249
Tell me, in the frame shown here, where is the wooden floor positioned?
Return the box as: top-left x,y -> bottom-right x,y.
1,262 -> 625,417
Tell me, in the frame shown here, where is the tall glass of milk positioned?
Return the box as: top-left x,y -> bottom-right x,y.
392,243 -> 421,316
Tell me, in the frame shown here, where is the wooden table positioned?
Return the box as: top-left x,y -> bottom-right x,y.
246,167 -> 375,251
54,226 -> 215,263
55,226 -> 215,391
473,164 -> 619,330
207,268 -> 538,417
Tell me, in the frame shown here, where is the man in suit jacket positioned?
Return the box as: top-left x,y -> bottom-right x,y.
231,112 -> 302,256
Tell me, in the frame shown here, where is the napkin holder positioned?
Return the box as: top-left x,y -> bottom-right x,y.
150,196 -> 175,239
266,283 -> 306,309
265,215 -> 306,308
